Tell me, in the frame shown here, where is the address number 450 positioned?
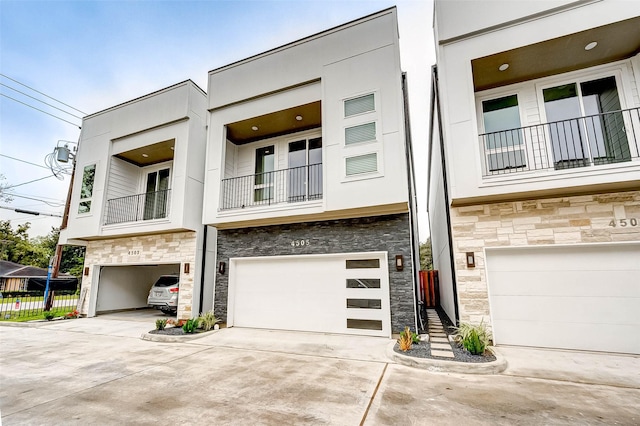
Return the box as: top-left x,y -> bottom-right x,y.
609,218 -> 638,227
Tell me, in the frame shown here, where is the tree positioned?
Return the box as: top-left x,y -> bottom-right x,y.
419,238 -> 433,271
0,174 -> 13,202
0,221 -> 85,277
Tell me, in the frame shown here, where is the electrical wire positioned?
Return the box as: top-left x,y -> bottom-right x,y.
6,175 -> 57,189
0,73 -> 87,115
44,151 -> 73,179
9,194 -> 64,207
0,154 -> 50,170
0,83 -> 83,119
0,205 -> 62,217
0,93 -> 81,128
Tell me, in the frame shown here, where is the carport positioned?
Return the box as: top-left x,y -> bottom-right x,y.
94,264 -> 180,315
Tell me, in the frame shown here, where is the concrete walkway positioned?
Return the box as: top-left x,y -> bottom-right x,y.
2,316 -> 639,425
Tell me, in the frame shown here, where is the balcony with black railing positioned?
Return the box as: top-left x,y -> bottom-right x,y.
221,163 -> 323,210
104,189 -> 171,225
479,107 -> 640,177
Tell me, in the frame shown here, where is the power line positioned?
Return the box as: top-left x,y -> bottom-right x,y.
0,154 -> 49,170
6,175 -> 57,189
0,94 -> 81,128
0,83 -> 83,119
0,73 -> 87,115
9,194 -> 64,207
0,205 -> 62,217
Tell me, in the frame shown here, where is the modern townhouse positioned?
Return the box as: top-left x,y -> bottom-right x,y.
429,0 -> 640,354
203,7 -> 420,337
59,80 -> 211,319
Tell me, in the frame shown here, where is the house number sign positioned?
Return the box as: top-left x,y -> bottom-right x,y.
128,250 -> 141,255
609,218 -> 638,227
291,239 -> 310,247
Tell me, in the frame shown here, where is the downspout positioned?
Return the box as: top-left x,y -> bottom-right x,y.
430,65 -> 460,324
401,72 -> 422,332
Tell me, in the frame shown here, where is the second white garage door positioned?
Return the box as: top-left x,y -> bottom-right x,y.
486,243 -> 640,354
228,252 -> 391,337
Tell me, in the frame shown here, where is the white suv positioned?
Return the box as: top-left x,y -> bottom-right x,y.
147,275 -> 179,315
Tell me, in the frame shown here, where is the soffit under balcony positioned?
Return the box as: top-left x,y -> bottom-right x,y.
114,139 -> 175,167
226,101 -> 321,144
472,16 -> 640,92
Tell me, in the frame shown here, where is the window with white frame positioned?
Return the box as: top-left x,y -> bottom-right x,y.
342,92 -> 382,179
344,93 -> 375,117
78,164 -> 96,214
346,153 -> 377,176
480,95 -> 527,173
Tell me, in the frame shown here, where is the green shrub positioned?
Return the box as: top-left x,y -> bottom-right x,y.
398,326 -> 420,351
182,318 -> 199,334
454,320 -> 492,355
198,310 -> 218,331
155,319 -> 168,330
43,311 -> 55,321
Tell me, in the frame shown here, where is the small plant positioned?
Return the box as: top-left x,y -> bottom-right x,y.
43,311 -> 55,321
398,326 -> 419,351
182,318 -> 200,334
167,318 -> 186,328
155,318 -> 168,330
198,310 -> 218,331
453,320 -> 492,355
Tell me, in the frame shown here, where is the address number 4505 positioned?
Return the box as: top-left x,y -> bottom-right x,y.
609,218 -> 638,227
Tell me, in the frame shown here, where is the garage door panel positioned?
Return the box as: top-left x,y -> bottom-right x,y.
487,244 -> 640,354
230,253 -> 390,337
494,321 -> 640,353
489,271 -> 640,297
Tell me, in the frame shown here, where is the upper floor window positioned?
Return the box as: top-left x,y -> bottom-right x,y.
346,153 -> 377,176
345,122 -> 376,145
344,93 -> 375,117
481,95 -> 526,172
78,164 -> 96,214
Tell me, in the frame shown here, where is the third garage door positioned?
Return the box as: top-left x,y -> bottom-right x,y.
486,244 -> 640,354
228,252 -> 391,337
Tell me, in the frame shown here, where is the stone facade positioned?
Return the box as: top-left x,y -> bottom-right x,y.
214,213 -> 416,333
82,231 -> 197,319
450,190 -> 640,324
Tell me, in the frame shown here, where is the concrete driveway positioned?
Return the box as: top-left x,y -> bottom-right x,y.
1,317 -> 639,425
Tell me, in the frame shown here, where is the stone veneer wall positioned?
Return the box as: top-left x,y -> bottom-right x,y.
215,213 -> 416,333
82,231 -> 197,319
450,190 -> 640,325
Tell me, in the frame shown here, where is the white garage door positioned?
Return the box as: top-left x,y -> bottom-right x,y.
486,244 -> 640,354
228,252 -> 390,337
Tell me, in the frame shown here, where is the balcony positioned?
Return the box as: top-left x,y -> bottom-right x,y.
221,164 -> 322,210
479,107 -> 640,177
104,189 -> 171,225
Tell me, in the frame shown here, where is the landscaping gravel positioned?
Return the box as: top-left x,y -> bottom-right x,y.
149,327 -> 186,335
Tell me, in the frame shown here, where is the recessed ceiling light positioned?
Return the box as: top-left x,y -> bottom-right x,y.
585,41 -> 598,51
295,115 -> 303,121
498,63 -> 509,71
142,153 -> 149,158
251,126 -> 259,131
170,146 -> 174,150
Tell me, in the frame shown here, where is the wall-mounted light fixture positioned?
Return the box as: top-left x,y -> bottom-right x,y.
466,252 -> 475,268
395,255 -> 404,271
184,263 -> 190,274
84,267 -> 89,276
218,261 -> 226,274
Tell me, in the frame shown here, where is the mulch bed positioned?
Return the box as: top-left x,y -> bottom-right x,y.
393,307 -> 496,363
148,327 -> 212,336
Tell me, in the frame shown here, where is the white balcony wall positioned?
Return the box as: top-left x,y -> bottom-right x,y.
204,9 -> 409,226
434,1 -> 640,204
60,81 -> 207,242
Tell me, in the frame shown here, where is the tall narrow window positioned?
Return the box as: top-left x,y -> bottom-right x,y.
287,137 -> 323,202
481,95 -> 526,172
78,164 -> 96,214
254,146 -> 274,202
143,168 -> 170,220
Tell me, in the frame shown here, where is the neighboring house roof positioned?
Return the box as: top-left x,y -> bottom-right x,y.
0,260 -> 73,279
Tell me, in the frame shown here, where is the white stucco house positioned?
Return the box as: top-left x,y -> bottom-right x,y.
59,80 -> 211,319
203,7 -> 420,337
428,0 -> 640,354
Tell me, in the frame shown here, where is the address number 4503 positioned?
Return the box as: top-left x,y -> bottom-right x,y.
609,218 -> 638,227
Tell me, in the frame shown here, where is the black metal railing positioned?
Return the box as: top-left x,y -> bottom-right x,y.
104,189 -> 171,225
0,291 -> 78,321
221,163 -> 323,210
479,107 -> 640,176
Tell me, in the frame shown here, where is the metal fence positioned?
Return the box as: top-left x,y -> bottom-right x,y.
479,107 -> 640,176
221,163 -> 323,210
0,291 -> 79,321
104,189 -> 171,225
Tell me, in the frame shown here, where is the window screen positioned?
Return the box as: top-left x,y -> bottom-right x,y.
345,153 -> 377,176
345,94 -> 375,117
345,122 -> 376,145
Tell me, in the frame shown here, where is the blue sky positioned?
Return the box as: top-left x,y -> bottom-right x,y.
0,0 -> 434,239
